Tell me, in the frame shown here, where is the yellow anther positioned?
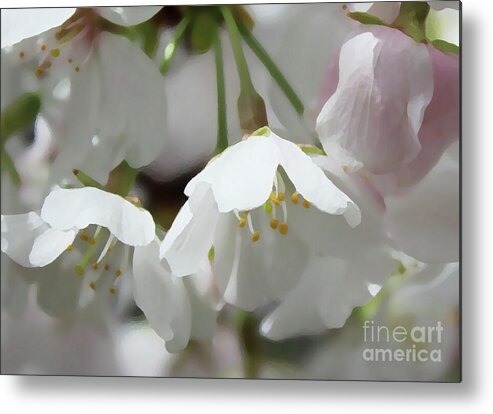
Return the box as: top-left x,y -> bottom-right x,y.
278,223 -> 289,235
19,51 -> 25,59
251,231 -> 260,242
66,244 -> 74,252
50,48 -> 60,58
115,269 -> 122,277
88,237 -> 97,245
80,233 -> 89,242
109,287 -> 117,295
290,192 -> 299,204
104,264 -> 110,271
75,66 -> 80,72
89,281 -> 96,290
270,193 -> 281,205
125,195 -> 142,207
40,44 -> 47,51
91,262 -> 99,270
239,217 -> 247,228
277,192 -> 285,202
74,266 -> 85,277
342,165 -> 349,173
303,200 -> 311,209
35,67 -> 44,78
270,218 -> 279,229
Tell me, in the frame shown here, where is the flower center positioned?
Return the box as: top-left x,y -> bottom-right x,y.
234,172 -> 311,243
65,225 -> 128,295
17,8 -> 101,79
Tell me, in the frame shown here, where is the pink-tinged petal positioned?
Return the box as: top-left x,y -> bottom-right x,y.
368,45 -> 459,196
317,27 -> 434,175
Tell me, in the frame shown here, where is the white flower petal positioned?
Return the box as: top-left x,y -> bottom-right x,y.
261,250 -> 393,340
35,251 -> 85,317
47,55 -> 108,184
214,212 -> 309,311
96,6 -> 162,27
183,264 -> 217,341
185,136 -> 280,213
40,187 -> 155,246
161,185 -> 219,277
385,154 -> 459,263
97,32 -> 167,168
273,133 -> 361,227
1,212 -> 47,267
29,228 -> 76,267
133,240 -> 192,352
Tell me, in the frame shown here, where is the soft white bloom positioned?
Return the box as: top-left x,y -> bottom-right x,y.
259,158 -> 395,339
1,186 -> 216,351
1,186 -> 154,317
2,7 -> 167,186
304,262 -> 459,381
160,129 -> 360,311
384,144 -> 459,263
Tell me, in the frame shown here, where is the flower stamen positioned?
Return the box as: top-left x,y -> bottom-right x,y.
290,192 -> 300,204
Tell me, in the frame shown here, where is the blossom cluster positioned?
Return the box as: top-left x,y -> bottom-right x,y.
1,3 -> 459,379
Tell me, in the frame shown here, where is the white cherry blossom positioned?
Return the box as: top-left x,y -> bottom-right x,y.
1,186 -> 216,351
160,129 -> 360,310
1,186 -> 154,317
2,7 -> 167,186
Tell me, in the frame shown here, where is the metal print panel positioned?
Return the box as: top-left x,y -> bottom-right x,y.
0,2 -> 460,381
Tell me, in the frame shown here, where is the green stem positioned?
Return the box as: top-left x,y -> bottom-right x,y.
72,169 -> 105,190
74,229 -> 106,276
239,23 -> 305,116
213,27 -> 228,155
237,310 -> 262,378
114,161 -> 138,197
221,6 -> 268,133
220,6 -> 254,93
159,13 -> 192,75
1,150 -> 21,186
